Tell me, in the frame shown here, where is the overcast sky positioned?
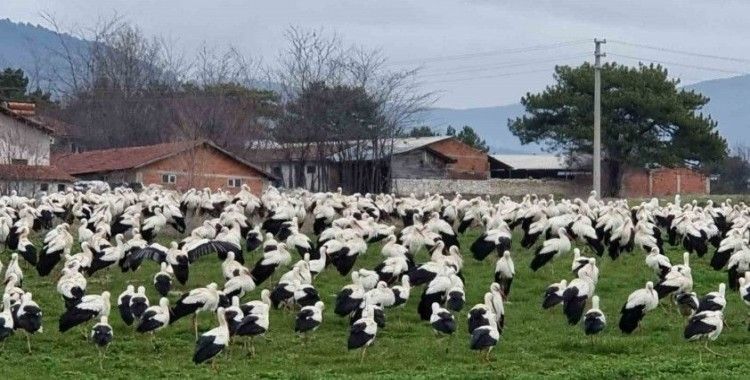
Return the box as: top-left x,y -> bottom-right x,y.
3,0 -> 749,108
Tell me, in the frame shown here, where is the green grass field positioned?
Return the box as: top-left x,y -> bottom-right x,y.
2,225 -> 749,379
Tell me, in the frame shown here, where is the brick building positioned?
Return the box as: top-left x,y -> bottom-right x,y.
619,167 -> 710,197
425,137 -> 490,180
55,140 -> 275,194
331,136 -> 490,180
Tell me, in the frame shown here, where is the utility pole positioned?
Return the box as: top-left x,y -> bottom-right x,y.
593,38 -> 606,195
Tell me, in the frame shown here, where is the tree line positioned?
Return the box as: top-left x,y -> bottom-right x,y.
1,16 -> 745,195
2,17 -> 435,193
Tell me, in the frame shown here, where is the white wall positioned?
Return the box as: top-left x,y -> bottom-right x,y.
391,178 -> 582,197
0,180 -> 69,196
0,113 -> 51,165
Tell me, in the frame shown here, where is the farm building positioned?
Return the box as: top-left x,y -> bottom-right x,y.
247,136 -> 490,192
0,101 -> 74,195
618,166 -> 710,197
393,136 -> 489,180
331,136 -> 490,179
488,153 -> 709,197
246,142 -> 342,192
54,140 -> 275,194
489,154 -> 589,179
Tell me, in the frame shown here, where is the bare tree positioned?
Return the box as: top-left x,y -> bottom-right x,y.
270,27 -> 434,193
34,15 -> 275,156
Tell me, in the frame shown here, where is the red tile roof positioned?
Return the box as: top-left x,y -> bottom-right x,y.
0,101 -> 55,135
54,140 -> 276,180
0,164 -> 75,182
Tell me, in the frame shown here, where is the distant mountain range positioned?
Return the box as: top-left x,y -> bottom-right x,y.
685,76 -> 750,148
1,19 -> 747,154
420,75 -> 749,154
417,104 -> 534,154
0,18 -> 89,92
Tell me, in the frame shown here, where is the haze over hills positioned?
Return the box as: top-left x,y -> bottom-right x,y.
685,75 -> 750,148
0,18 -> 89,91
420,75 -> 750,154
416,104 -> 536,154
1,19 -> 747,153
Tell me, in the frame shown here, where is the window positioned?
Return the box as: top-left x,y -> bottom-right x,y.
306,165 -> 316,174
227,178 -> 243,188
57,184 -> 66,192
161,173 -> 176,184
11,158 -> 28,165
272,166 -> 283,177
40,183 -> 49,191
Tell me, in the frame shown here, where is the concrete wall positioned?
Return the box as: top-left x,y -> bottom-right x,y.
0,180 -> 69,196
428,138 -> 489,179
391,178 -> 582,197
0,113 -> 51,165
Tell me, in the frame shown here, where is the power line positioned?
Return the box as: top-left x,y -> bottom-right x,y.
422,68 -> 556,84
416,53 -> 590,78
608,53 -> 749,75
389,39 -> 590,66
609,39 -> 750,64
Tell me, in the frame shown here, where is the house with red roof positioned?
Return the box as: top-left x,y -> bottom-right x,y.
55,140 -> 276,194
0,101 -> 75,195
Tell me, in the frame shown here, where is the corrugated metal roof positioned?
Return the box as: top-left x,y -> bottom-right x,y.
491,154 -> 568,170
329,136 -> 451,161
389,136 -> 451,154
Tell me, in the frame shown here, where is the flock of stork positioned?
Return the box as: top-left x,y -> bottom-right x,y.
0,184 -> 749,369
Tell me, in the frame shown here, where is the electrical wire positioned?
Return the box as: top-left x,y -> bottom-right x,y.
422,68 -> 559,84
388,39 -> 590,66
609,39 -> 750,64
608,53 -> 748,75
417,53 -> 590,78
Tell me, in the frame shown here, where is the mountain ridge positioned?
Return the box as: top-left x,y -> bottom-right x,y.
1,19 -> 746,153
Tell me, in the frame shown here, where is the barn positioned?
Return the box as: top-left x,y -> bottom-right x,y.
489,154 -> 588,179
246,142 -> 341,192
246,136 -> 490,193
331,136 -> 490,180
54,140 -> 275,194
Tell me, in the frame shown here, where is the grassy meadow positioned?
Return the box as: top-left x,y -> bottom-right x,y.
2,222 -> 750,379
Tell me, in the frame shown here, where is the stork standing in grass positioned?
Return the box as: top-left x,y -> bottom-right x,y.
583,295 -> 606,339
494,251 -> 515,299
59,291 -> 111,333
684,310 -> 725,359
530,228 -> 572,272
171,283 -> 226,339
90,316 -> 113,369
619,281 -> 659,334
136,297 -> 171,349
294,301 -> 324,343
348,304 -> 378,363
193,308 -> 229,371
